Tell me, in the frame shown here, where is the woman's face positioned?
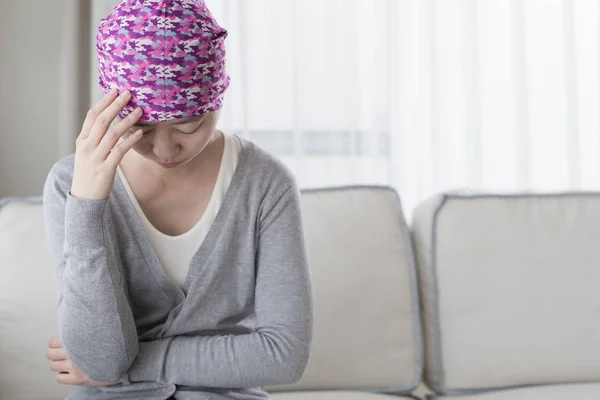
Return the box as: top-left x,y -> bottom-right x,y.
122,110 -> 221,169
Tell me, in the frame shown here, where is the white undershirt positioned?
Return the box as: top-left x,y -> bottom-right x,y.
116,132 -> 241,288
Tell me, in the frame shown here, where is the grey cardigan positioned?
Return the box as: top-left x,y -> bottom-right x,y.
42,137 -> 313,400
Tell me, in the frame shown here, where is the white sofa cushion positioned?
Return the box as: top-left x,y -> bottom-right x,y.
269,187 -> 422,393
429,382 -> 600,399
271,391 -> 417,400
0,198 -> 70,400
411,192 -> 600,394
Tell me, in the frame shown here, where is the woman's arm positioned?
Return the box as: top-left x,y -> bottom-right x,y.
124,182 -> 314,387
43,161 -> 139,383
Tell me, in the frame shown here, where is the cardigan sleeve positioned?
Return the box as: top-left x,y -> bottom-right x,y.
43,162 -> 139,383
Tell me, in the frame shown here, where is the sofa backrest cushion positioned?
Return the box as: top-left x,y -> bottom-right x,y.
269,187 -> 422,393
412,193 -> 600,394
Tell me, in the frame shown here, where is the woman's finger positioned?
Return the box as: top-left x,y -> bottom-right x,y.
48,336 -> 61,348
105,128 -> 144,168
56,372 -> 77,385
78,88 -> 118,141
97,107 -> 143,159
46,346 -> 68,361
87,90 -> 132,147
50,360 -> 72,373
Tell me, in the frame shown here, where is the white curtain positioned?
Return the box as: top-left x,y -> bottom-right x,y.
85,0 -> 600,214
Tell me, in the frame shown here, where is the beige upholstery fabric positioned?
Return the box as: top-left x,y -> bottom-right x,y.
431,382 -> 600,399
269,187 -> 422,392
0,199 -> 70,400
271,391 -> 416,400
412,192 -> 600,393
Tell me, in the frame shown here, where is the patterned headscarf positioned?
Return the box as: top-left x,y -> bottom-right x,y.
96,0 -> 230,122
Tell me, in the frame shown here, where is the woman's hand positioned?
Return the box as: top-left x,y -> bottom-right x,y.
46,336 -> 121,387
70,89 -> 144,200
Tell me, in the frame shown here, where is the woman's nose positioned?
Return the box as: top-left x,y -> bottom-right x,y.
152,135 -> 179,162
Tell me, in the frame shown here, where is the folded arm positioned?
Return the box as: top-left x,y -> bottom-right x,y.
125,183 -> 314,387
43,165 -> 139,383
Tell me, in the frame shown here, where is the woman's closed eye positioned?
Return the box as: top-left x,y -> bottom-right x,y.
175,119 -> 204,134
177,124 -> 201,134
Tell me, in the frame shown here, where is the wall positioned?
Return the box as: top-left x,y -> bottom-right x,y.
0,0 -> 64,196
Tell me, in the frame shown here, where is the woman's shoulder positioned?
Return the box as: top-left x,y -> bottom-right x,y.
50,153 -> 75,174
44,154 -> 76,197
235,134 -> 297,192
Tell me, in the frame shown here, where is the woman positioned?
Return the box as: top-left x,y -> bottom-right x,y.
42,1 -> 313,399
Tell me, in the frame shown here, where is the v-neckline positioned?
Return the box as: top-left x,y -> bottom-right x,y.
117,133 -> 228,240
113,134 -> 254,301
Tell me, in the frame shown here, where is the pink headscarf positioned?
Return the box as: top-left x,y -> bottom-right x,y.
96,0 -> 230,122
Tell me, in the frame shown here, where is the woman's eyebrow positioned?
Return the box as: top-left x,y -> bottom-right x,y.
134,121 -> 158,127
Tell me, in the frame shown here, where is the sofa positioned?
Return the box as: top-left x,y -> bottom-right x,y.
1,187 -> 599,399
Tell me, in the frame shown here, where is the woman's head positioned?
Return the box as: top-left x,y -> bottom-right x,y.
96,0 -> 230,123
118,110 -> 221,169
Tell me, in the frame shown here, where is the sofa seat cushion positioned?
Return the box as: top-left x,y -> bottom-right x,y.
271,391 -> 417,400
430,382 -> 600,399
